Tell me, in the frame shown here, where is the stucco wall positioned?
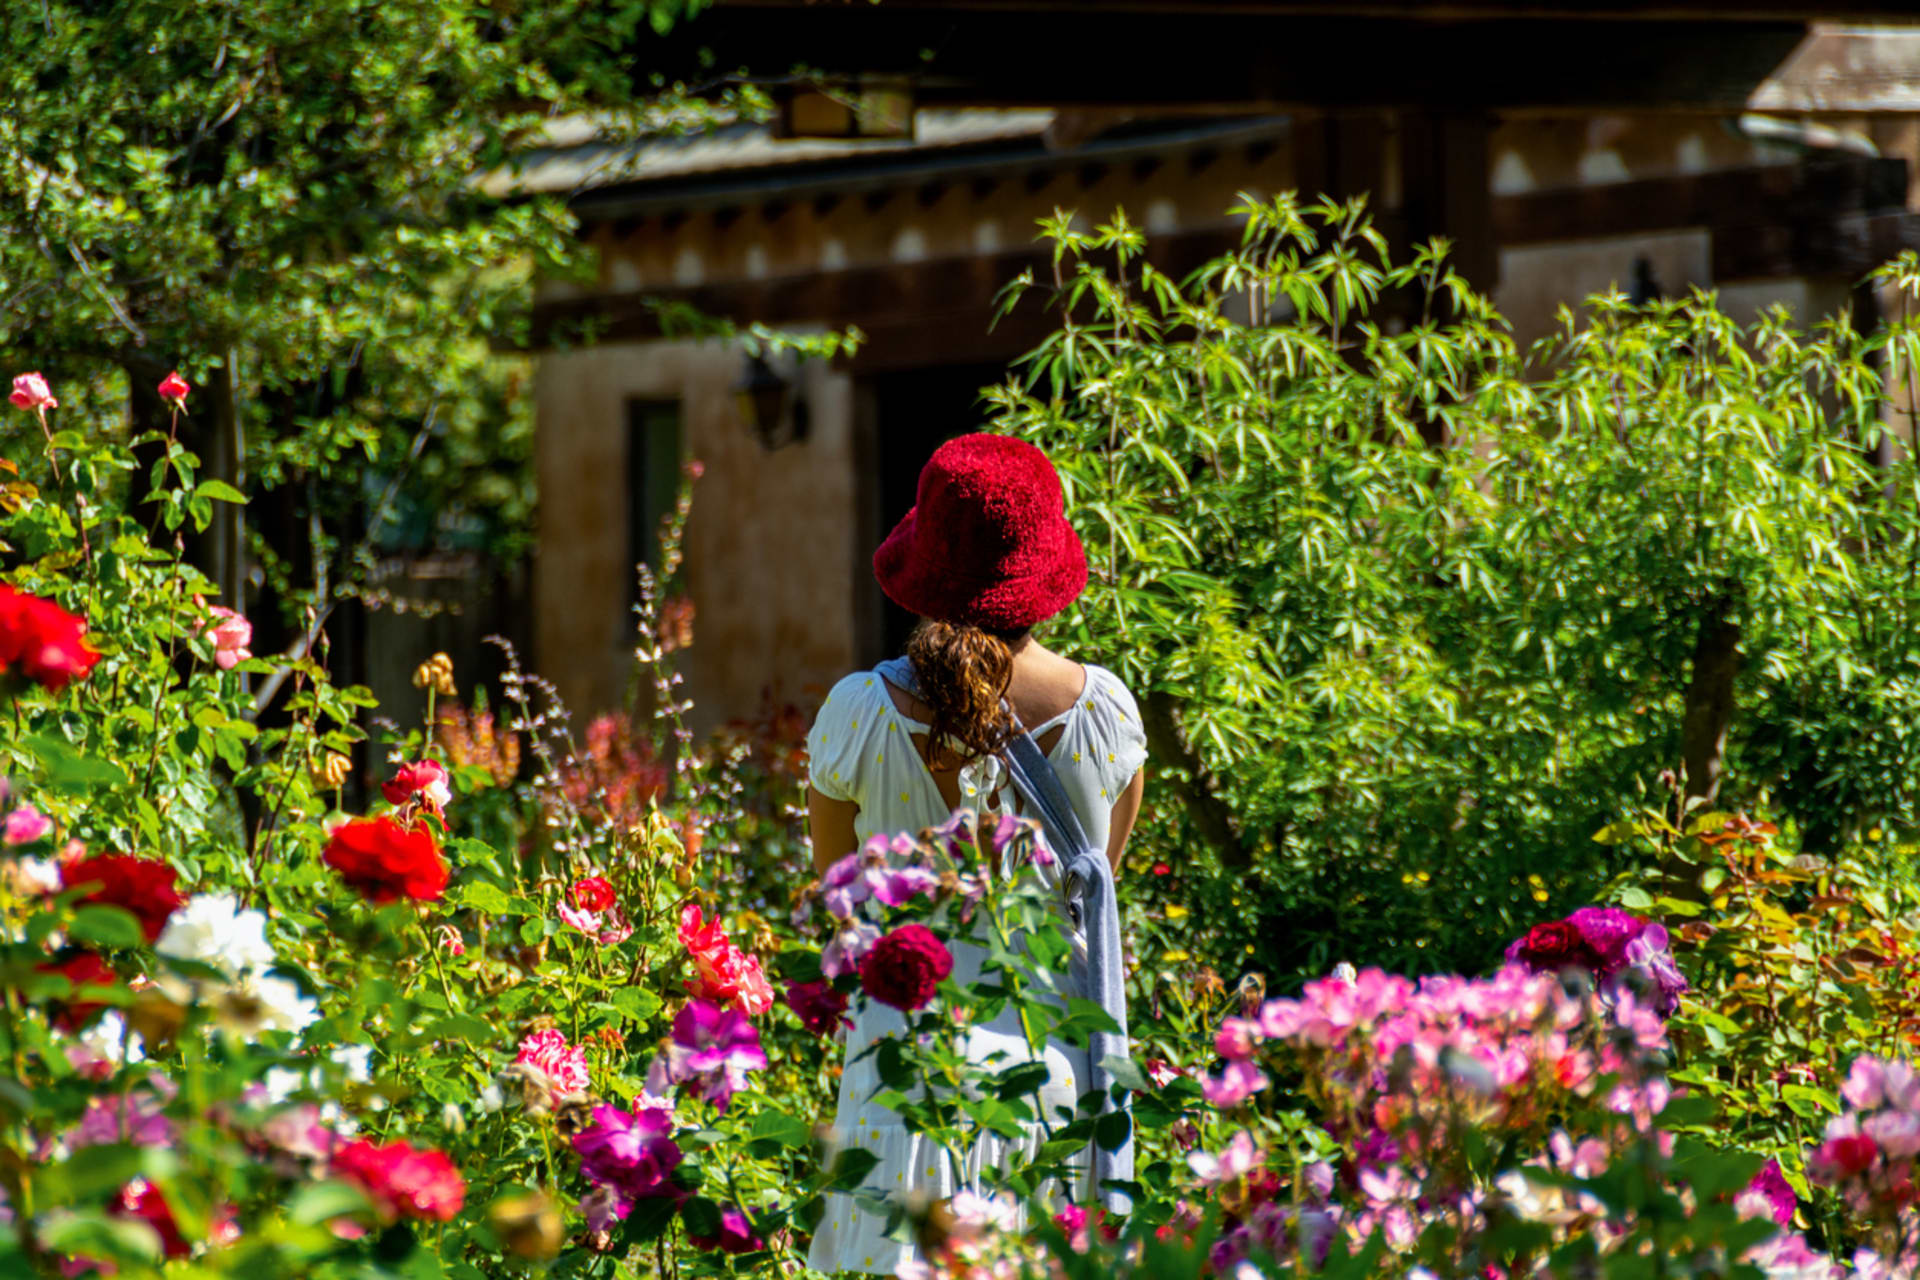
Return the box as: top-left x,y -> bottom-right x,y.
534,341 -> 857,730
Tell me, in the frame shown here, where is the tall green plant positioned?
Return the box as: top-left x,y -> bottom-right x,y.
990,196 -> 1920,983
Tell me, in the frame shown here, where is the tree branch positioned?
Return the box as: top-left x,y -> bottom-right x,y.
1138,688 -> 1246,867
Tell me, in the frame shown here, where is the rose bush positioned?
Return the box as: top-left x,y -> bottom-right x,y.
10,206 -> 1920,1280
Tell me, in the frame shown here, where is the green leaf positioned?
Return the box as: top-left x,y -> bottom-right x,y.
24,734 -> 127,790
1099,1054 -> 1152,1094
194,478 -> 248,503
991,1061 -> 1052,1101
1093,1108 -> 1133,1152
286,1179 -> 374,1226
681,1196 -> 721,1239
749,1109 -> 814,1150
603,986 -> 662,1023
425,1015 -> 492,1043
619,1194 -> 680,1245
37,1212 -> 162,1266
455,881 -> 513,915
824,1146 -> 881,1192
67,905 -> 144,949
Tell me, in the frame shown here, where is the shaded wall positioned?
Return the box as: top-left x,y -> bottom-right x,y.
533,340 -> 856,730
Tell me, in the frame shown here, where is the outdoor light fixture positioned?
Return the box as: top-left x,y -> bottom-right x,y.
772,77 -> 914,141
735,352 -> 810,452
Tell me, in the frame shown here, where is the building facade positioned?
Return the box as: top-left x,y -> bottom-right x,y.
523,98 -> 1920,729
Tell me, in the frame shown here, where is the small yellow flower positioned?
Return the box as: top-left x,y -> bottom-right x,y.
1166,904 -> 1189,920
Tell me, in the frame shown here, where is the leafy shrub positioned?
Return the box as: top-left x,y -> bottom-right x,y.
992,198 -> 1920,986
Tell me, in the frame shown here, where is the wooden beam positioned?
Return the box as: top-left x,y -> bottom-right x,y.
519,160 -> 1916,357
707,0 -> 1919,17
1713,211 -> 1920,280
641,11 -> 1808,111
1490,158 -> 1909,246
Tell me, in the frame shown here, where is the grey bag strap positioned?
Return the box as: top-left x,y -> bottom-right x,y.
877,658 -> 1134,1213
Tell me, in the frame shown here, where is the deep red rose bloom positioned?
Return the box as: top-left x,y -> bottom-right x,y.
324,816 -> 449,903
37,950 -> 116,1030
0,585 -> 100,691
571,876 -> 617,913
332,1138 -> 466,1222
1150,862 -> 1171,877
60,854 -> 185,942
858,923 -> 954,1012
1828,1134 -> 1880,1178
1507,920 -> 1600,974
783,978 -> 851,1036
110,1178 -> 190,1258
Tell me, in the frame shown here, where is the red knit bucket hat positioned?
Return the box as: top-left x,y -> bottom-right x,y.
873,433 -> 1088,631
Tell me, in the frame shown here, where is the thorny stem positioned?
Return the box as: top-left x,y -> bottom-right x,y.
247,667 -> 324,902
35,406 -> 92,571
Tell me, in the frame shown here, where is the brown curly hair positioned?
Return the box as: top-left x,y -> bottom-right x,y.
905,620 -> 1027,769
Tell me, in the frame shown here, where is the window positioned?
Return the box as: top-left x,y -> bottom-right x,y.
626,399 -> 685,606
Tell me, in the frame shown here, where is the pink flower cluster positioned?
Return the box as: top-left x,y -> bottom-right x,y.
1504,905 -> 1689,1016
558,874 -> 633,946
1804,1056 -> 1920,1276
1208,961 -> 1673,1220
677,904 -> 774,1016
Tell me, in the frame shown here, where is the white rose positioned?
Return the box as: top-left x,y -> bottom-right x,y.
156,893 -> 275,979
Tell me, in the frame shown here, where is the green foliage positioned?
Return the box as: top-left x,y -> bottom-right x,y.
992,195 -> 1920,986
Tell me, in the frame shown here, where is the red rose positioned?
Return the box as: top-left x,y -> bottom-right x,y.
332,1138 -> 466,1222
37,950 -> 117,1030
110,1178 -> 190,1258
858,923 -> 954,1012
60,854 -> 184,942
1828,1134 -> 1880,1178
571,876 -> 616,913
1508,920 -> 1599,973
157,371 -> 191,407
324,816 -> 449,903
0,585 -> 100,691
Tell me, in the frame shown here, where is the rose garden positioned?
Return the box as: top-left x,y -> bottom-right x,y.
6,185 -> 1920,1280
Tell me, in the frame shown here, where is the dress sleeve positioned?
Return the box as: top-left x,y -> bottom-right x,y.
1089,668 -> 1149,800
806,673 -> 886,805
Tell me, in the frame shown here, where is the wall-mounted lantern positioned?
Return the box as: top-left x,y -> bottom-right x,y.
735,352 -> 810,452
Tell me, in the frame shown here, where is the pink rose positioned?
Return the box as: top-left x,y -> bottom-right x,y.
9,372 -> 56,412
2,806 -> 50,846
203,605 -> 252,671
514,1028 -> 591,1105
157,372 -> 190,407
382,759 -> 451,811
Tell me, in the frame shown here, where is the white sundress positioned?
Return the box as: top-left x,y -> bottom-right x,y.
803,659 -> 1148,1277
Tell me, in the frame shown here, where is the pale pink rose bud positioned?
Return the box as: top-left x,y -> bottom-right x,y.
203,605 -> 253,671
9,372 -> 56,412
157,371 -> 190,407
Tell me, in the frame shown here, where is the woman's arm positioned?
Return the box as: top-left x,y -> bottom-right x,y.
808,786 -> 860,875
1104,767 -> 1146,875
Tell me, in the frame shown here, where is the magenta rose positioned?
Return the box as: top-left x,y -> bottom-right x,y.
858,923 -> 954,1012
